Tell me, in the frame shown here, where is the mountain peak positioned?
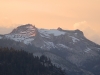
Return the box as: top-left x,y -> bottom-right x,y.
10,24 -> 37,34
5,24 -> 38,44
21,24 -> 36,28
57,27 -> 63,31
16,24 -> 36,30
74,29 -> 84,36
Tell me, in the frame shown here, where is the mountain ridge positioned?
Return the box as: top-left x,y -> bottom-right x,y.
4,24 -> 85,48
0,24 -> 100,75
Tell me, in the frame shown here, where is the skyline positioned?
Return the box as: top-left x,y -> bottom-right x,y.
0,0 -> 100,44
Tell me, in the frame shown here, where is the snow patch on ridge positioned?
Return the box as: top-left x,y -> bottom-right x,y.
69,36 -> 80,43
40,42 -> 71,50
0,36 -> 2,39
57,44 -> 69,49
24,38 -> 34,44
38,29 -> 66,38
44,41 -> 56,49
85,48 -> 91,53
5,34 -> 34,44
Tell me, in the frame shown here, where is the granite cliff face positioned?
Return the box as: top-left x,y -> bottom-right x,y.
0,24 -> 100,75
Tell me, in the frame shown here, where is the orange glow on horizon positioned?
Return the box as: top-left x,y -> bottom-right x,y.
0,0 -> 100,44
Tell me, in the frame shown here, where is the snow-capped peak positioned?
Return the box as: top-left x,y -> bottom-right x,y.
5,24 -> 38,44
4,24 -> 85,46
9,24 -> 38,37
38,29 -> 66,38
10,24 -> 36,34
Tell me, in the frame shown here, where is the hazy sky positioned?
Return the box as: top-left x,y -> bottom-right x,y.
0,0 -> 100,44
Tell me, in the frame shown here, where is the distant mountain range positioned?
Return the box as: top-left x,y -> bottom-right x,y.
0,24 -> 100,75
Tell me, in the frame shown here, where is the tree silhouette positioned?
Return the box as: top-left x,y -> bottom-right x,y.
0,47 -> 66,75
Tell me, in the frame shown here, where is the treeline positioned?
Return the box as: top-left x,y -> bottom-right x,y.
0,47 -> 66,75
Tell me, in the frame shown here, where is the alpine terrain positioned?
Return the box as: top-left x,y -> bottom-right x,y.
0,24 -> 100,75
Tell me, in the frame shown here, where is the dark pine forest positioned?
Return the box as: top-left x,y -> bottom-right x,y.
0,47 -> 66,75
